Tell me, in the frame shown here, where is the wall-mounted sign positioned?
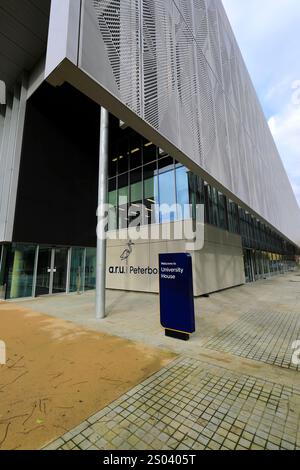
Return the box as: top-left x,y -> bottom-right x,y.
159,253 -> 195,341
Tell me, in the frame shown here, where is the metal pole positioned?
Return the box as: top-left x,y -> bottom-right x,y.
96,107 -> 109,319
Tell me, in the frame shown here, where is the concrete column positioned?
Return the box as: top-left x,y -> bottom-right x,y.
96,107 -> 109,319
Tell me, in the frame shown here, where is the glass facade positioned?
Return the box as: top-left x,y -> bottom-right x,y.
69,247 -> 85,293
107,121 -> 298,283
0,244 -> 97,300
52,248 -> 69,294
85,248 -> 96,291
35,246 -> 52,296
6,244 -> 36,299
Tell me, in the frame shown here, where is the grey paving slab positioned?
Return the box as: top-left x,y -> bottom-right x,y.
203,309 -> 300,371
44,357 -> 300,451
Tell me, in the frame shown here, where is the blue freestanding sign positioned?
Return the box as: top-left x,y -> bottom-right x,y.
159,253 -> 195,340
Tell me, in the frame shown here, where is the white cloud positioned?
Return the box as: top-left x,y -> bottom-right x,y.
265,77 -> 293,103
268,102 -> 300,205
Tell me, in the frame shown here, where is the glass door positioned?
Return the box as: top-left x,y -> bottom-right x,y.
35,247 -> 68,296
35,247 -> 53,296
52,248 -> 68,294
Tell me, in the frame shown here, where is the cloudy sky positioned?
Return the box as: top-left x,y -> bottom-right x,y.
222,0 -> 300,207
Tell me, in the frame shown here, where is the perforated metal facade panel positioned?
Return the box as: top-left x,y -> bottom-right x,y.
47,0 -> 300,246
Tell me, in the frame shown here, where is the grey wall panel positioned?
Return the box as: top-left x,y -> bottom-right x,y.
0,79 -> 27,242
45,0 -> 81,81
46,0 -> 300,245
0,96 -> 12,242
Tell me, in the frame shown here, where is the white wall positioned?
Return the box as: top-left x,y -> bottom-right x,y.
106,223 -> 245,296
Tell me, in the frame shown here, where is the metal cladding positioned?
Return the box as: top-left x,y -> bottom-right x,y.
74,0 -> 300,246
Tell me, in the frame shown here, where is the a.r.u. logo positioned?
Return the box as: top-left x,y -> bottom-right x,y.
0,340 -> 6,365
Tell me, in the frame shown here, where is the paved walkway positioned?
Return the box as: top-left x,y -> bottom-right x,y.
46,358 -> 300,451
11,272 -> 300,450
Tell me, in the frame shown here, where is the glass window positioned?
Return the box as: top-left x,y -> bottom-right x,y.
218,193 -> 228,230
129,132 -> 142,170
130,168 -> 143,204
109,142 -> 118,178
52,248 -> 69,294
118,173 -> 129,229
211,188 -> 219,227
143,140 -> 157,165
175,166 -> 190,220
129,168 -> 143,226
108,178 -> 118,230
206,185 -> 215,225
117,137 -> 129,175
6,244 -> 36,299
35,247 -> 52,296
158,157 -> 176,223
143,162 -> 159,225
187,174 -> 204,222
69,248 -> 85,293
85,248 -> 96,291
204,182 -> 210,224
158,155 -> 173,170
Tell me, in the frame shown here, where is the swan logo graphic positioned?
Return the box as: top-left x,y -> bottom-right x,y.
109,240 -> 159,275
120,240 -> 135,261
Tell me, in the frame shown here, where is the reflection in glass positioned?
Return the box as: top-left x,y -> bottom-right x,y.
6,244 -> 36,299
175,166 -> 190,220
143,140 -> 157,165
158,158 -> 176,223
108,178 -> 118,230
129,168 -> 143,226
85,248 -> 96,290
109,142 -> 118,177
52,248 -> 68,294
118,173 -> 129,229
143,162 -> 159,224
118,137 -> 129,174
70,248 -> 85,293
218,193 -> 227,230
36,247 -> 52,296
129,132 -> 142,170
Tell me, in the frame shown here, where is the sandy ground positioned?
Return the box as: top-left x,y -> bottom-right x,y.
0,303 -> 175,450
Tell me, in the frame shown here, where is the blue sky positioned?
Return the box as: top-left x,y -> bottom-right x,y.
222,0 -> 300,207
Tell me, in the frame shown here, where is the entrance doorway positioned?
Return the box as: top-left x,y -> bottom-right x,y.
35,247 -> 68,296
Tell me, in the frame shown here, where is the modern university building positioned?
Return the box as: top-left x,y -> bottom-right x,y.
0,0 -> 299,306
